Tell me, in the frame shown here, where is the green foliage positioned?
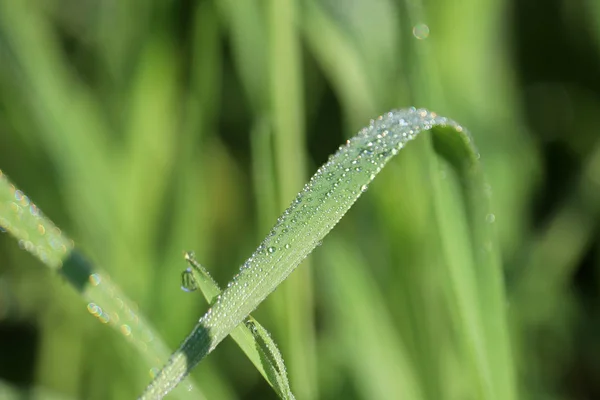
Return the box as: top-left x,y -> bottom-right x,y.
1,0 -> 599,399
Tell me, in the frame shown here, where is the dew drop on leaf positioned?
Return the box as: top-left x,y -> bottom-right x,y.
412,24 -> 429,39
181,268 -> 198,292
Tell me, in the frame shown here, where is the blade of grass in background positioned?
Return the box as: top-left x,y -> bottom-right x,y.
152,0 -> 222,343
251,118 -> 279,234
0,0 -> 116,250
302,0 -> 378,125
421,0 -> 538,262
320,236 -> 424,400
141,108 -> 514,400
215,0 -> 269,112
269,0 -> 318,398
509,137 -> 600,396
589,0 -> 600,50
0,170 -> 204,400
0,379 -> 74,400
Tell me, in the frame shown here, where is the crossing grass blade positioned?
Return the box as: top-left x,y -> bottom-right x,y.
140,107 -> 515,399
181,252 -> 295,399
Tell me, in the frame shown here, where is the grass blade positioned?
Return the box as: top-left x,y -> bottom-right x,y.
141,107 -> 513,399
0,170 -> 205,400
182,252 -> 295,399
320,236 -> 425,400
0,379 -> 74,400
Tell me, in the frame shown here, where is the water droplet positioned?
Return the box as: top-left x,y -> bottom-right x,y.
181,268 -> 198,292
120,324 -> 132,336
284,244 -> 291,249
485,213 -> 496,223
149,367 -> 160,378
412,23 -> 430,40
89,273 -> 101,286
267,246 -> 276,254
87,302 -> 100,315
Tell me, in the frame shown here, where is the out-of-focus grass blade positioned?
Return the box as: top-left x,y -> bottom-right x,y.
215,0 -> 269,111
302,0 -> 378,125
268,0 -> 317,398
0,380 -> 74,400
0,0 -> 115,251
251,118 -> 279,234
320,236 -> 424,400
141,107 -> 513,399
155,0 -> 222,341
420,0 -> 538,261
114,35 -> 180,304
182,252 -> 295,399
513,139 -> 600,301
510,138 -> 600,368
0,170 -> 205,400
585,1 -> 600,60
430,124 -> 516,400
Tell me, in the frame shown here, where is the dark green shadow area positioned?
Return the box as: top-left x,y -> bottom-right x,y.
59,250 -> 94,293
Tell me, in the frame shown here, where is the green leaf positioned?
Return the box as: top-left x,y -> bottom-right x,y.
141,107 -> 515,399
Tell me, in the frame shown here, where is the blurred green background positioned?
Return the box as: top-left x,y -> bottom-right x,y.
1,0 -> 600,399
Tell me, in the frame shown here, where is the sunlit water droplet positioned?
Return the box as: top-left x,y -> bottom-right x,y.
149,367 -> 160,378
121,324 -> 132,336
181,268 -> 198,292
89,273 -> 101,286
412,23 -> 430,40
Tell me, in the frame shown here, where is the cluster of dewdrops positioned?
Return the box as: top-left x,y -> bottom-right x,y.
195,108 -> 461,334
0,170 -> 73,268
85,272 -> 159,375
0,170 -> 164,381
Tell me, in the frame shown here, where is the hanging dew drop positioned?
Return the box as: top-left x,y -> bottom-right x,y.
181,268 -> 198,292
